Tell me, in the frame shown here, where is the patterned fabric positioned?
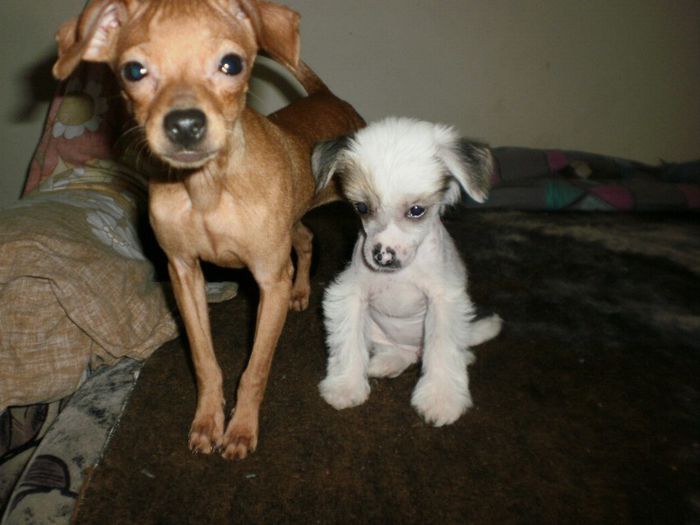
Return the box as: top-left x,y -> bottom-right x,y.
0,400 -> 68,513
466,147 -> 700,211
23,65 -> 126,196
0,63 -> 174,521
1,359 -> 143,524
0,186 -> 178,410
0,63 -> 179,412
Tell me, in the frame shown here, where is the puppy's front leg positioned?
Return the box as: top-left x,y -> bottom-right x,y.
221,262 -> 292,460
319,266 -> 371,409
411,290 -> 476,426
169,258 -> 224,454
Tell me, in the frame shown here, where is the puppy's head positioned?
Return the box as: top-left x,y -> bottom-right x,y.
313,117 -> 494,272
52,0 -> 301,169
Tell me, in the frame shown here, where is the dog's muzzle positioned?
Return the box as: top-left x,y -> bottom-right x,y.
164,108 -> 207,148
372,243 -> 401,270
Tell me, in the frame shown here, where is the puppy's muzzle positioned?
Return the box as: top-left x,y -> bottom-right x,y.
372,243 -> 401,270
164,108 -> 207,149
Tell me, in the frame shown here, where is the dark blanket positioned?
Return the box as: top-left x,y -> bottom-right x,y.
73,204 -> 699,524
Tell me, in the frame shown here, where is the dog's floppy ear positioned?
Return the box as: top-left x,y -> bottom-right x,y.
53,0 -> 128,80
238,0 -> 301,70
435,127 -> 494,204
312,135 -> 353,192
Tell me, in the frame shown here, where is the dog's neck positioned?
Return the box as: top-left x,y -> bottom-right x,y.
181,168 -> 223,211
172,115 -> 251,212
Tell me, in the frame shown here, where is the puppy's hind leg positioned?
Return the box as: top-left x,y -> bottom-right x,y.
368,344 -> 419,378
290,222 -> 313,311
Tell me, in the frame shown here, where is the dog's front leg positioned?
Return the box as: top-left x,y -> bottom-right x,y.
411,290 -> 476,426
319,266 -> 371,409
169,258 -> 224,454
221,262 -> 292,460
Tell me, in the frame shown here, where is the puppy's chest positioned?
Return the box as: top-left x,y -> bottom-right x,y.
367,277 -> 427,347
367,277 -> 427,320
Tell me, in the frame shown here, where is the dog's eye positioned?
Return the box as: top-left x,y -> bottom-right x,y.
123,61 -> 148,82
407,205 -> 426,219
354,202 -> 369,215
219,54 -> 244,76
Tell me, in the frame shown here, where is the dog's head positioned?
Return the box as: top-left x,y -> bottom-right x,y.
53,0 -> 301,169
313,117 -> 494,272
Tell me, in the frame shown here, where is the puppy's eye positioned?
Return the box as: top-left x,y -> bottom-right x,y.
123,61 -> 148,82
219,54 -> 244,75
407,205 -> 426,219
354,202 -> 370,215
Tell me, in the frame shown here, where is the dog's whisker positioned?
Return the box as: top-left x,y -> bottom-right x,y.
134,142 -> 151,172
116,125 -> 148,156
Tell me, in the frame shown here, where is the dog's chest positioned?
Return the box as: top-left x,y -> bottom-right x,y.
149,182 -> 265,268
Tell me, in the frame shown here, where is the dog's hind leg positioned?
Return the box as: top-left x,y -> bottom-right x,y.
289,221 -> 313,311
368,344 -> 419,378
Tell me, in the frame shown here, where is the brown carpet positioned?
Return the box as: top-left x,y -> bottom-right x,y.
74,205 -> 699,524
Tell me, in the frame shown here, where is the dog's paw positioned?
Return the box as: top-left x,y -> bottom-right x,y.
289,290 -> 310,311
221,417 -> 258,460
189,409 -> 225,454
411,376 -> 472,426
368,347 -> 417,378
319,375 -> 370,410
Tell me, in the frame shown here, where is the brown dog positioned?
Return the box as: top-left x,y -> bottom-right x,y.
53,0 -> 363,460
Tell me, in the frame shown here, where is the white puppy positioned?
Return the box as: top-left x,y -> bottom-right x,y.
312,117 -> 502,426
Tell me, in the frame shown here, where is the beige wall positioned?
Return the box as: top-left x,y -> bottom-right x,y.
1,0 -> 699,209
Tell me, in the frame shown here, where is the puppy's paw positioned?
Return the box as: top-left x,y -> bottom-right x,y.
189,409 -> 225,455
221,417 -> 258,461
411,376 -> 472,426
368,347 -> 416,378
319,375 -> 370,410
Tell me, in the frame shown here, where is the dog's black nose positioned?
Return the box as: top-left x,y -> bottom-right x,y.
372,244 -> 400,269
164,109 -> 207,148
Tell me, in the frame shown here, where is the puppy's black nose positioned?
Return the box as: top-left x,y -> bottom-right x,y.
372,244 -> 400,269
164,109 -> 207,148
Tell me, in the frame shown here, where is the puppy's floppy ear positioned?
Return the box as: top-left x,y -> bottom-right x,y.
435,126 -> 495,204
237,0 -> 301,70
312,135 -> 352,193
53,0 -> 128,80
